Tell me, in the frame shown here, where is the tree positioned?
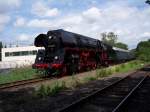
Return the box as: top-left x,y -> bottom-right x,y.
101,32 -> 128,50
136,39 -> 150,61
101,32 -> 107,43
101,32 -> 117,46
114,42 -> 128,50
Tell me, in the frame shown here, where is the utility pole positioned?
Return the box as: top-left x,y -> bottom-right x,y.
0,41 -> 2,61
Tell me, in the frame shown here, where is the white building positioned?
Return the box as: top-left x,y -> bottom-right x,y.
0,46 -> 44,69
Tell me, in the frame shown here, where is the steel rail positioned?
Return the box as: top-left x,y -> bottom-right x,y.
0,77 -> 41,86
0,77 -> 52,90
112,73 -> 149,112
58,71 -> 138,112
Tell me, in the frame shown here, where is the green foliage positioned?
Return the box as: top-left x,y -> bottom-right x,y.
101,32 -> 117,46
120,63 -> 125,68
114,42 -> 128,50
70,76 -> 81,87
36,84 -> 48,97
136,39 -> 150,61
114,60 -> 145,73
96,69 -> 107,77
36,81 -> 66,97
84,76 -> 97,82
35,60 -> 147,97
115,66 -> 120,72
50,81 -> 66,95
101,32 -> 128,50
0,66 -> 37,84
106,69 -> 112,75
96,68 -> 113,78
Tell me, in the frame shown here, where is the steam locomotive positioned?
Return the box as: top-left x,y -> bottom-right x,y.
33,29 -> 134,76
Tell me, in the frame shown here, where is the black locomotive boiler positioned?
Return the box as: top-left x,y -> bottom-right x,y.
33,29 -> 134,76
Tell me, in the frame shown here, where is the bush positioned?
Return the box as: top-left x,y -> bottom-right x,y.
36,84 -> 48,97
129,62 -> 134,68
106,69 -> 112,75
70,76 -> 81,87
84,76 -> 97,82
36,81 -> 66,97
120,64 -> 125,68
115,66 -> 120,72
50,81 -> 66,95
96,69 -> 106,77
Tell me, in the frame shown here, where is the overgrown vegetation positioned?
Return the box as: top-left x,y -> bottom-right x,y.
84,76 -> 97,82
36,60 -> 148,97
36,81 -> 66,97
101,32 -> 128,50
136,39 -> 150,62
0,66 -> 37,84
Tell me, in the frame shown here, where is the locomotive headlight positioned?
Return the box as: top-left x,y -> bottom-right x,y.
49,36 -> 52,39
54,56 -> 58,60
38,57 -> 41,60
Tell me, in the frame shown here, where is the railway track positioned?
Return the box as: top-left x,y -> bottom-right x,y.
113,72 -> 150,112
0,77 -> 53,90
58,70 -> 149,112
0,63 -> 128,91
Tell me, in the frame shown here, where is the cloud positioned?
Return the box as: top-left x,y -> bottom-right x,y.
0,14 -> 10,31
0,0 -> 21,13
140,32 -> 150,41
27,19 -> 52,28
0,0 -> 21,32
6,0 -> 148,49
25,5 -> 150,49
142,32 -> 150,37
14,17 -> 26,27
31,1 -> 59,17
16,34 -> 30,41
0,0 -> 21,6
82,7 -> 102,23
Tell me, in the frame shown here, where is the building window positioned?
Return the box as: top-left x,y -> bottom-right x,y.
5,50 -> 38,57
5,52 -> 9,57
13,52 -> 20,56
32,50 -> 37,55
21,51 -> 29,56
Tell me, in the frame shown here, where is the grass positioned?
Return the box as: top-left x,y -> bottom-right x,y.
36,81 -> 66,97
0,66 -> 37,84
69,75 -> 81,87
0,60 -> 148,97
112,60 -> 145,73
84,76 -> 97,82
96,68 -> 113,78
35,60 -> 149,97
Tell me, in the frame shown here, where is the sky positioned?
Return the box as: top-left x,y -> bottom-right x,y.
0,0 -> 150,49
